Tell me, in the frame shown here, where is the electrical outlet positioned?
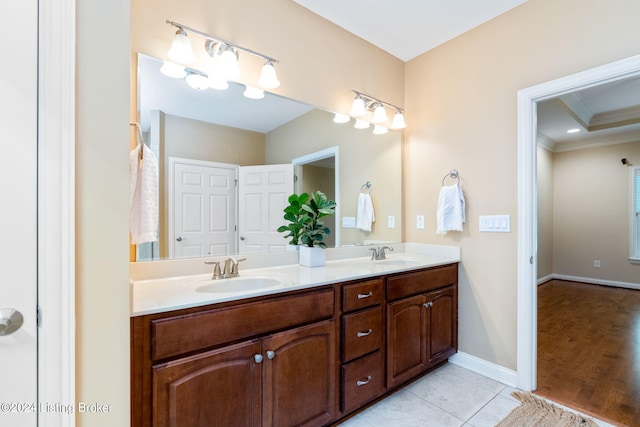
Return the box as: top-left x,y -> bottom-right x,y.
342,217 -> 356,228
594,260 -> 601,268
416,215 -> 425,229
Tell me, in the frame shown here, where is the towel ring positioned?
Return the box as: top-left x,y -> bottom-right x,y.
360,181 -> 372,194
441,170 -> 460,186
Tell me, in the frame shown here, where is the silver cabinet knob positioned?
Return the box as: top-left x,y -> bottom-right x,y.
266,350 -> 275,360
423,301 -> 433,308
254,354 -> 263,364
0,308 -> 23,336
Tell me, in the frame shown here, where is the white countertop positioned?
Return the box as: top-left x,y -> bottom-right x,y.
130,243 -> 460,317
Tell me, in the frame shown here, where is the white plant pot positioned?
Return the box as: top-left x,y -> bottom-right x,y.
299,246 -> 325,267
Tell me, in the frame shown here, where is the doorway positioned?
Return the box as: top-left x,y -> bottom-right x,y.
293,146 -> 340,247
516,54 -> 640,391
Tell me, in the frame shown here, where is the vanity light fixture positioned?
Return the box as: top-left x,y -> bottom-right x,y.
390,110 -> 407,129
333,113 -> 350,124
167,27 -> 196,64
184,70 -> 209,90
354,119 -> 371,129
243,86 -> 265,99
350,90 -> 406,129
166,20 -> 280,90
160,61 -> 187,79
373,124 -> 388,135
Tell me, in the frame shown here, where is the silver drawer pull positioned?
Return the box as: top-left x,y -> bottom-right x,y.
357,292 -> 373,299
357,329 -> 372,338
356,375 -> 372,386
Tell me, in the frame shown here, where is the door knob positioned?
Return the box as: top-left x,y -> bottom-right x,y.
0,308 -> 23,336
240,236 -> 246,241
176,236 -> 186,241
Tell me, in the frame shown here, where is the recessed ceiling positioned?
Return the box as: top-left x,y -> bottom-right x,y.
293,0 -> 528,61
537,76 -> 640,152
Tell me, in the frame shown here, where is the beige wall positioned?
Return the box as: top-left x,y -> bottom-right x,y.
266,109 -> 402,246
537,146 -> 554,279
157,112 -> 265,257
300,164 -> 337,247
553,141 -> 640,284
77,0 -> 130,426
404,0 -> 640,369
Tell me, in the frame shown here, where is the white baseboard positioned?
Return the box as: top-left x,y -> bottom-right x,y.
543,274 -> 640,291
537,274 -> 554,285
449,352 -> 518,388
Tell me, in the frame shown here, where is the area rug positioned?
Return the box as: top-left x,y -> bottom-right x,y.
496,392 -> 598,427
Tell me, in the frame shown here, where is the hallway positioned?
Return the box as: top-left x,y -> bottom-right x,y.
536,280 -> 640,426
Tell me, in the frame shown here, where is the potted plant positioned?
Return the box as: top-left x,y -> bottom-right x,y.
277,192 -> 310,248
278,191 -> 336,267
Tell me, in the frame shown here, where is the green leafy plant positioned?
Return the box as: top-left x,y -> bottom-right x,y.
278,191 -> 337,248
299,191 -> 337,248
277,192 -> 310,246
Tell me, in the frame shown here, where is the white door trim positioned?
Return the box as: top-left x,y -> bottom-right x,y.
292,146 -> 340,247
516,54 -> 640,391
38,0 -> 76,424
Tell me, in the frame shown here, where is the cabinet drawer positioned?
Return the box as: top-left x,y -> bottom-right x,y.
342,279 -> 384,312
386,264 -> 457,301
151,288 -> 334,361
342,306 -> 382,362
342,351 -> 384,413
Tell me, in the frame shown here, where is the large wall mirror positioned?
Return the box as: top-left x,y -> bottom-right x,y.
134,54 -> 402,261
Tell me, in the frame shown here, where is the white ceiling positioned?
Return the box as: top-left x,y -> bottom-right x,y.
293,0 -> 528,61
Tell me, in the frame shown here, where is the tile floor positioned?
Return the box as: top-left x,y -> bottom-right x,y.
337,363 -> 615,427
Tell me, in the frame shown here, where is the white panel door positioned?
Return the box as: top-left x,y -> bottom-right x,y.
238,164 -> 294,253
170,158 -> 237,258
0,0 -> 38,424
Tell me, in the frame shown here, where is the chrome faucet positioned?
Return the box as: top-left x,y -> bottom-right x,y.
204,257 -> 246,279
223,257 -> 246,278
370,245 -> 394,260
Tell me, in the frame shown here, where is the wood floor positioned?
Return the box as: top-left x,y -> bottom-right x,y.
536,280 -> 640,427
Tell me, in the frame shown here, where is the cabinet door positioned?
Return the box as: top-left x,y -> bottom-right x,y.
426,286 -> 457,364
262,320 -> 337,427
153,340 -> 262,427
386,294 -> 428,389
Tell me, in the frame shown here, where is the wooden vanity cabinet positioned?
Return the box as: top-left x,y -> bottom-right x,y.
339,279 -> 385,414
132,288 -> 337,427
132,262 -> 458,427
386,265 -> 458,389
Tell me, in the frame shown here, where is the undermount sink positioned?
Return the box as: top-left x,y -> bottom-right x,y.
196,277 -> 282,294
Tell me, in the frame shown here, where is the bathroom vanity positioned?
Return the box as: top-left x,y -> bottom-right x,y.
130,246 -> 459,426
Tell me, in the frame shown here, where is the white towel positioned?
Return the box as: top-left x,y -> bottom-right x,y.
356,193 -> 375,231
129,143 -> 159,244
436,184 -> 466,234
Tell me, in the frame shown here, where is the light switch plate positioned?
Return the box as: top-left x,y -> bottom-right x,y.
479,215 -> 511,232
416,215 -> 425,229
388,215 -> 395,229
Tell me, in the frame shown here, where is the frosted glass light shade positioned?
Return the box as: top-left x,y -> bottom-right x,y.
333,113 -> 350,124
206,59 -> 229,90
391,112 -> 407,129
219,49 -> 240,80
167,30 -> 196,64
372,104 -> 388,123
354,119 -> 370,129
244,86 -> 265,99
185,72 -> 209,90
258,62 -> 280,89
373,125 -> 388,135
160,61 -> 186,79
350,96 -> 366,117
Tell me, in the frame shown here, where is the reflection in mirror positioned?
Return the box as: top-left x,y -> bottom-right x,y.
135,53 -> 402,261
